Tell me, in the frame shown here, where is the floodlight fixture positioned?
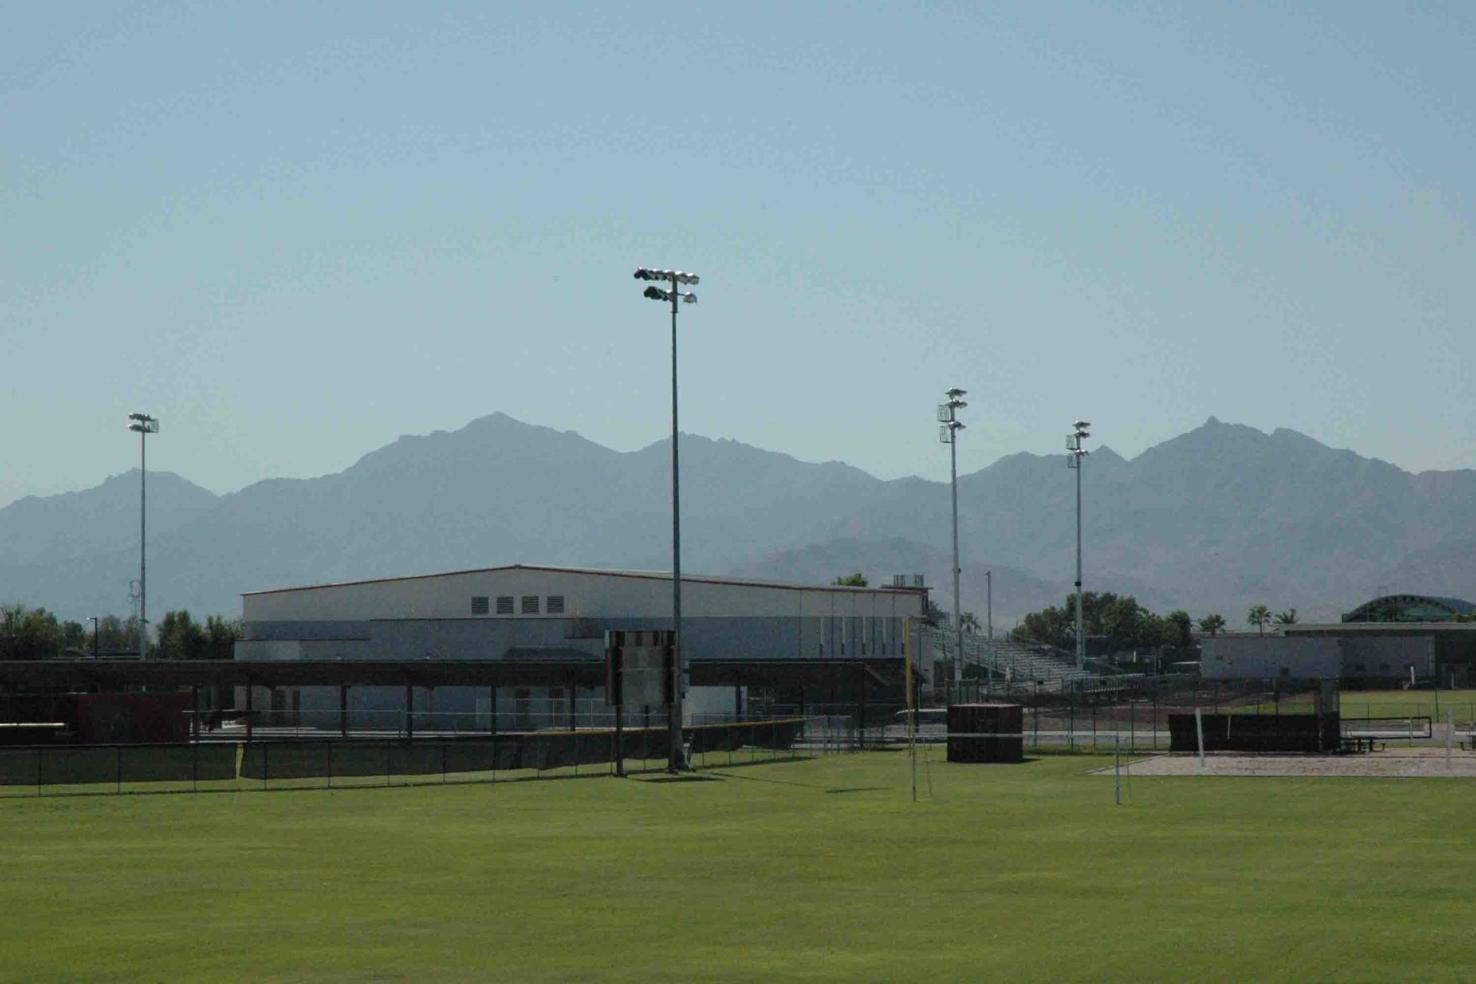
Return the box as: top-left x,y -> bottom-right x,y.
634,267 -> 700,286
946,387 -> 967,400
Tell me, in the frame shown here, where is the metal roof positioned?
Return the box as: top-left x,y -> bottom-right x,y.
1342,594 -> 1476,622
0,657 -> 907,691
242,563 -> 927,598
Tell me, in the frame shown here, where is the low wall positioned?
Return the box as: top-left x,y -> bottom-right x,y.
1168,713 -> 1340,753
947,704 -> 1024,763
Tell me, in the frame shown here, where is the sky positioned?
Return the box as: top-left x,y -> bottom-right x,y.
3,1 -> 1473,507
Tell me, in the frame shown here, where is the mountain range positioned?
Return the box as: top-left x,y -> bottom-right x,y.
2,413 -> 1473,627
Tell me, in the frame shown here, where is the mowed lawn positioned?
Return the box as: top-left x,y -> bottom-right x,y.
2,751 -> 1474,982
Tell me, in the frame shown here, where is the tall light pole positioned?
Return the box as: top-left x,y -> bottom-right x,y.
938,389 -> 967,693
1067,419 -> 1090,670
634,267 -> 699,772
128,412 -> 159,659
985,569 -> 993,648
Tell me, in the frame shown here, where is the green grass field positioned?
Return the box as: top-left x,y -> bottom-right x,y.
3,750 -> 1473,981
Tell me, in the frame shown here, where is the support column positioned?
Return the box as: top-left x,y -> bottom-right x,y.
567,677 -> 576,731
489,685 -> 498,736
339,684 -> 349,738
190,685 -> 199,741
734,683 -> 742,721
405,684 -> 414,741
244,683 -> 253,744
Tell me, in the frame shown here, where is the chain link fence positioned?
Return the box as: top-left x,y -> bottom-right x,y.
0,714 -> 853,798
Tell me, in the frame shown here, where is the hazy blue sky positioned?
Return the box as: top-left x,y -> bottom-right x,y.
3,1 -> 1473,506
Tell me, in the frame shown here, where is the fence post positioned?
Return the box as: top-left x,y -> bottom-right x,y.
614,703 -> 625,777
327,740 -> 333,791
192,739 -> 198,793
116,745 -> 122,795
1069,699 -> 1075,753
36,746 -> 43,797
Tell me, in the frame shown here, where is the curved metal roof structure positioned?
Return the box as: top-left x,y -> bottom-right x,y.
1343,594 -> 1476,623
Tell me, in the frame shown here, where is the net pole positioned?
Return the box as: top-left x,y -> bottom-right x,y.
1447,708 -> 1454,767
1114,733 -> 1121,806
1194,707 -> 1206,770
905,617 -> 916,803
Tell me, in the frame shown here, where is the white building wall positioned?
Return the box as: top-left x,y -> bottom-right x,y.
243,566 -> 924,624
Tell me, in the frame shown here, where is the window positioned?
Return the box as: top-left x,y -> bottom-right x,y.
496,596 -> 514,615
471,596 -> 489,615
547,595 -> 566,614
521,595 -> 540,614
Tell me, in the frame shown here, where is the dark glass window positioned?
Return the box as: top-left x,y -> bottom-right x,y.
521,595 -> 540,614
471,596 -> 489,615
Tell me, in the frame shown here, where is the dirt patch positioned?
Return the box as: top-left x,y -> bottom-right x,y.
1102,747 -> 1476,778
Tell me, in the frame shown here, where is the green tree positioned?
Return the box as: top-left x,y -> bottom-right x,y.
0,604 -> 65,660
1274,608 -> 1299,625
60,620 -> 87,652
1162,610 -> 1193,648
156,610 -> 210,660
832,572 -> 868,587
1197,613 -> 1226,637
203,616 -> 242,659
1247,604 -> 1272,636
1013,605 -> 1072,649
1101,595 -> 1149,650
87,615 -> 134,655
959,611 -> 981,635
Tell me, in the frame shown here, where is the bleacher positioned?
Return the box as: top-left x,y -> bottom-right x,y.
921,626 -> 1093,691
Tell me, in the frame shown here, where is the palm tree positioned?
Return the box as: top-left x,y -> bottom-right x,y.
959,612 -> 981,635
1274,608 -> 1299,625
1197,613 -> 1226,637
1247,604 -> 1272,636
